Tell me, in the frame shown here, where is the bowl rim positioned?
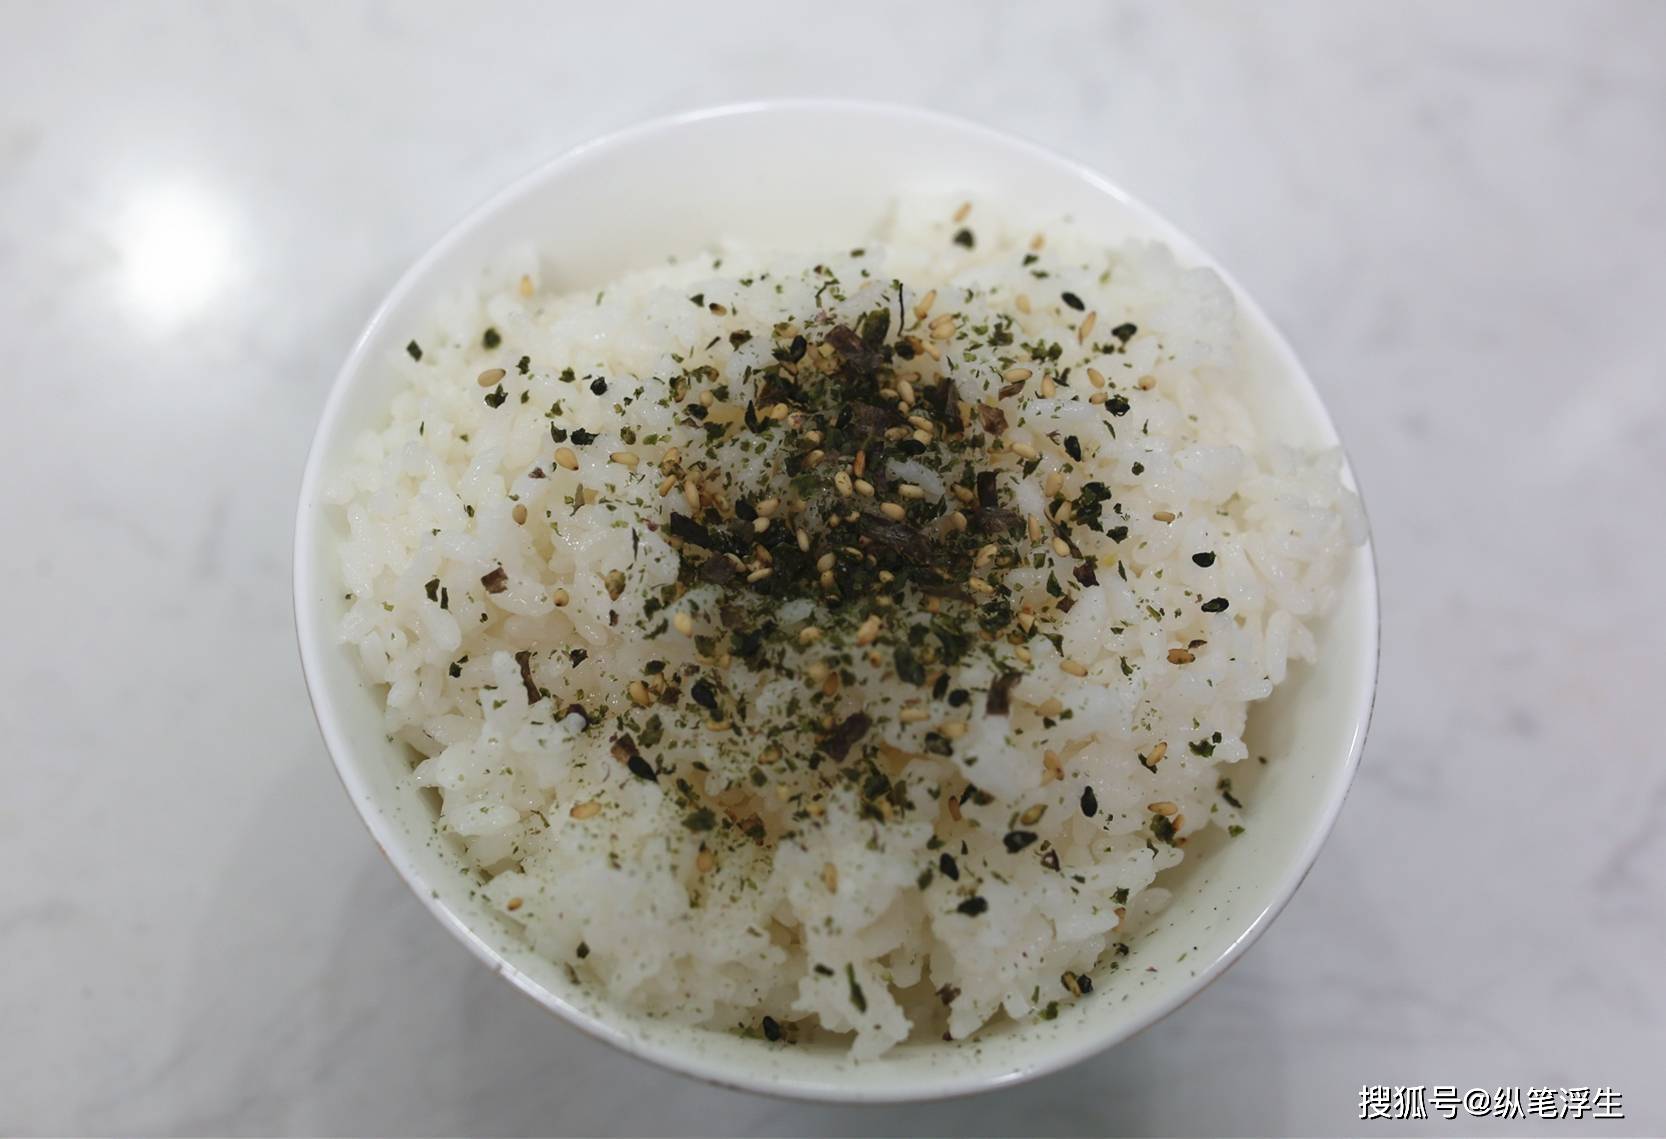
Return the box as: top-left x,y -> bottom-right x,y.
293,97 -> 1380,1103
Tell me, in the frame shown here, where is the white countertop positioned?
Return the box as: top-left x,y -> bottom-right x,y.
4,2 -> 1663,1134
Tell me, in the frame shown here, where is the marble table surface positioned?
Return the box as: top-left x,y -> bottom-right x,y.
3,1 -> 1662,1134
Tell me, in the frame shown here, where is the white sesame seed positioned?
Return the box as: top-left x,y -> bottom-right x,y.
477,367 -> 506,387
673,610 -> 694,636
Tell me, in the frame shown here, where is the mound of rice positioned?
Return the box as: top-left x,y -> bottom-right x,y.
328,199 -> 1362,1056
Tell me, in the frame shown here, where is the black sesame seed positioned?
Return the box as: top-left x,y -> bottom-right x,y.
957,896 -> 989,916
1081,786 -> 1098,817
1077,973 -> 1094,994
1060,291 -> 1085,311
626,755 -> 657,781
952,228 -> 975,249
1106,394 -> 1131,416
762,1015 -> 781,1042
1003,830 -> 1038,853
1201,596 -> 1230,613
1064,435 -> 1082,461
939,852 -> 960,880
576,940 -> 589,958
405,340 -> 422,361
482,327 -> 500,349
1192,552 -> 1216,567
589,377 -> 608,395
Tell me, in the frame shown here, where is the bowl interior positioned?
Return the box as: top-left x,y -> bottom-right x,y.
295,102 -> 1377,1101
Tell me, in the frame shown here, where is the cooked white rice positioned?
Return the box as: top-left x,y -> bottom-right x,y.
328,198 -> 1362,1056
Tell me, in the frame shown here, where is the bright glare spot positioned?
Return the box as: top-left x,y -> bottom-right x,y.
119,182 -> 238,327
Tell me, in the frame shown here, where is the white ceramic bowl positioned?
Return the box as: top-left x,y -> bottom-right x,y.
294,100 -> 1378,1102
